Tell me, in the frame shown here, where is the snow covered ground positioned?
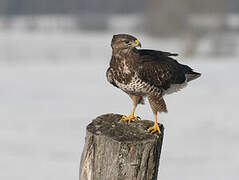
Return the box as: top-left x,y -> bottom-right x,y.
0,31 -> 239,180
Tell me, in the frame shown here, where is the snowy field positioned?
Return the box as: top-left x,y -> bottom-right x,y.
0,31 -> 239,180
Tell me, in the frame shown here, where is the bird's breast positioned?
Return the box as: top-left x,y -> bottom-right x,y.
108,58 -> 162,96
114,73 -> 161,96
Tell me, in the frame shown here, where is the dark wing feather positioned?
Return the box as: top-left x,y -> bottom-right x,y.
138,49 -> 178,60
106,67 -> 118,88
137,52 -> 198,90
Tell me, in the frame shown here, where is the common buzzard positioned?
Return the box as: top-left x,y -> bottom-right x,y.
106,34 -> 201,134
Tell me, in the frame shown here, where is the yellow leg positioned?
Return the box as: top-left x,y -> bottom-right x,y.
147,113 -> 161,134
120,104 -> 139,123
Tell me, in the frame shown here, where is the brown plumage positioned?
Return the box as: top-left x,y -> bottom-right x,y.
106,34 -> 201,134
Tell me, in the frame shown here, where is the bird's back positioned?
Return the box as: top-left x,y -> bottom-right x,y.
136,49 -> 201,91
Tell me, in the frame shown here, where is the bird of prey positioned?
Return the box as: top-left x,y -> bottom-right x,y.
106,34 -> 201,134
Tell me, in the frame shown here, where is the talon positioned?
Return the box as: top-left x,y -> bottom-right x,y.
147,123 -> 161,134
120,115 -> 127,121
120,114 -> 139,123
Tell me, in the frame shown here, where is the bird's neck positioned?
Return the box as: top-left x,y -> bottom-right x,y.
112,48 -> 138,59
110,48 -> 139,69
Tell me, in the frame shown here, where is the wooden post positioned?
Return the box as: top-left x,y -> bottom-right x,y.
80,113 -> 164,180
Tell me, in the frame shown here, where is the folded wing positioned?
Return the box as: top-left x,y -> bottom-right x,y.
137,50 -> 201,90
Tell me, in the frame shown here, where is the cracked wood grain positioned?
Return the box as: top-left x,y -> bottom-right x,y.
80,113 -> 164,180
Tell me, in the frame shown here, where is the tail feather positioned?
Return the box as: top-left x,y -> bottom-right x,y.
185,72 -> 201,82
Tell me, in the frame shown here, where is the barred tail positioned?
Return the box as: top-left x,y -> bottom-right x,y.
185,72 -> 201,82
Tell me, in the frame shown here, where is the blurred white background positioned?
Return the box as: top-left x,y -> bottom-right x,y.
0,0 -> 239,180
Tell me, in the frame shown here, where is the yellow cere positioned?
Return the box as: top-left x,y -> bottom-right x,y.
135,39 -> 139,44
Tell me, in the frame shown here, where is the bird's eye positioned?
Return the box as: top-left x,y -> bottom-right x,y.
125,40 -> 130,44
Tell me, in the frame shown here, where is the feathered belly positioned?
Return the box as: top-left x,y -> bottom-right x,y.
117,82 -> 146,96
115,74 -> 161,96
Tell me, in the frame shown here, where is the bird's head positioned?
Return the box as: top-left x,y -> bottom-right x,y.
111,34 -> 141,52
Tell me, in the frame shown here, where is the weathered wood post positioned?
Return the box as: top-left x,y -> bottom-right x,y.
80,113 -> 164,180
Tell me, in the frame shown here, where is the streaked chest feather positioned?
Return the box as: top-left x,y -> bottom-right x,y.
115,73 -> 161,96
111,59 -> 133,84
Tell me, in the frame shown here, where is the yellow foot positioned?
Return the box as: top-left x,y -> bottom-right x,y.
147,123 -> 161,134
120,114 -> 139,123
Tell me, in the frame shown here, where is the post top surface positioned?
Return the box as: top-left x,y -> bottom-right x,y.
87,113 -> 164,142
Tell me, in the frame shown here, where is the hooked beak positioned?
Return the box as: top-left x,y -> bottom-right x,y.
133,39 -> 142,48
